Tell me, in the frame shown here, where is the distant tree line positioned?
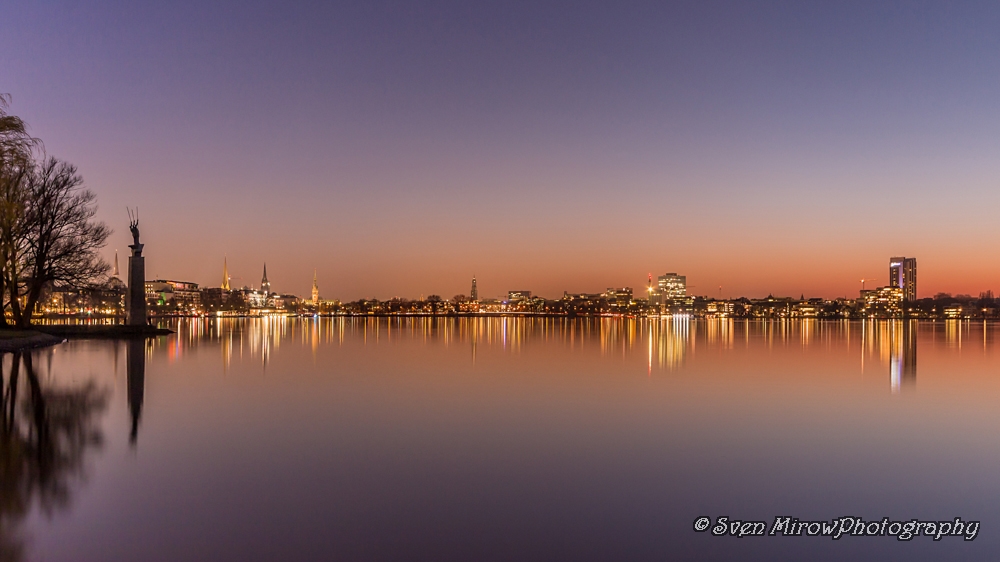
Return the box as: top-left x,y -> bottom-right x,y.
0,94 -> 110,327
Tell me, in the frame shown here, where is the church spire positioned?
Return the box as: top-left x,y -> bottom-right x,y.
311,269 -> 320,306
222,257 -> 231,291
113,250 -> 120,278
261,263 -> 270,294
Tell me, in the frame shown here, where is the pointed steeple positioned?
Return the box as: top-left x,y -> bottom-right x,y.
261,263 -> 270,295
311,269 -> 319,305
113,250 -> 120,278
222,257 -> 231,291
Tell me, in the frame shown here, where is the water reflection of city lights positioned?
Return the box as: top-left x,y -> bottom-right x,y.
146,317 -> 930,389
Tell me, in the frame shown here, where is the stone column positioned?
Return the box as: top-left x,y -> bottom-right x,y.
126,243 -> 147,326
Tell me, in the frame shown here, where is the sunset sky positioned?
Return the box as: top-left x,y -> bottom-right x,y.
3,1 -> 1000,300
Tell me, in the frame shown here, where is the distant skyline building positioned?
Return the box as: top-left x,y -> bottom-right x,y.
507,290 -> 531,302
146,279 -> 201,308
471,276 -> 478,301
652,273 -> 687,303
312,269 -> 319,306
222,257 -> 231,291
889,257 -> 917,301
861,286 -> 903,316
604,287 -> 633,307
261,263 -> 271,295
648,272 -> 690,311
108,249 -> 126,292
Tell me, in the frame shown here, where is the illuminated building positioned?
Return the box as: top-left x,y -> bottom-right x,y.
241,286 -> 269,308
261,263 -> 271,295
507,290 -> 532,302
748,295 -> 795,317
889,257 -> 917,301
604,288 -> 633,307
312,269 -> 319,306
649,273 -> 689,313
273,294 -> 299,309
705,301 -> 734,316
471,276 -> 478,301
650,273 -> 686,306
658,273 -> 686,299
145,282 -> 172,304
43,280 -> 125,316
563,291 -> 602,301
792,298 -> 824,317
943,305 -> 963,319
222,257 -> 231,291
861,286 -> 902,316
477,298 -> 504,312
146,280 -> 201,308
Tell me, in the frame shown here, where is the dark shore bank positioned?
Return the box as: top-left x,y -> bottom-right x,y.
0,325 -> 173,351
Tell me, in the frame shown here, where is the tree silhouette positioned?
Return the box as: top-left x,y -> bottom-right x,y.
0,352 -> 108,561
8,159 -> 111,327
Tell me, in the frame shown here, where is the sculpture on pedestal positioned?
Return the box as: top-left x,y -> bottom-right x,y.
125,208 -> 148,326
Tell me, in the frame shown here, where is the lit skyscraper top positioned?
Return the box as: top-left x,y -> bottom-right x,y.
889,257 -> 917,301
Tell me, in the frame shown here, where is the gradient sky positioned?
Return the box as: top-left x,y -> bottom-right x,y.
3,1 -> 1000,300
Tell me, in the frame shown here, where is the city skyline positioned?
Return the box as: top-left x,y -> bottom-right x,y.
56,251 -> 991,320
137,254 -> 975,304
5,2 -> 1000,299
117,251 -> 977,302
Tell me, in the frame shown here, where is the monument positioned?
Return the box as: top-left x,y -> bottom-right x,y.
125,208 -> 148,326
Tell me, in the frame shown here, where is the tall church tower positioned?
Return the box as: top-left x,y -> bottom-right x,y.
311,269 -> 320,306
222,257 -> 231,291
471,276 -> 478,301
113,250 -> 120,278
261,263 -> 271,294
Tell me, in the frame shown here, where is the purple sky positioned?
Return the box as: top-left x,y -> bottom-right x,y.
3,1 -> 1000,300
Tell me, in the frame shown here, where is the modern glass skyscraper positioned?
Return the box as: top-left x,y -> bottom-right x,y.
889,257 -> 917,301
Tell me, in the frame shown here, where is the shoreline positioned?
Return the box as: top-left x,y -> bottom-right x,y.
0,325 -> 173,351
32,314 -> 999,322
0,331 -> 66,352
36,325 -> 174,338
125,314 -> 1000,321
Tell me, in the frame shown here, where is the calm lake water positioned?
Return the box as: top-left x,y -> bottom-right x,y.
3,317 -> 999,561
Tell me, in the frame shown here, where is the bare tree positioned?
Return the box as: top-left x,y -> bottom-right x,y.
10,158 -> 111,327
